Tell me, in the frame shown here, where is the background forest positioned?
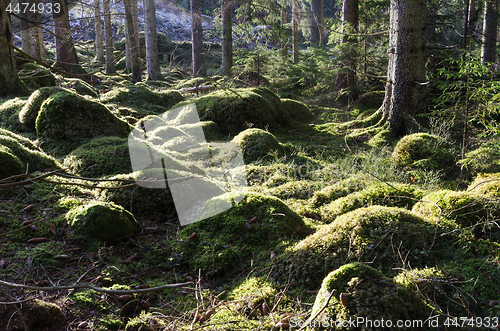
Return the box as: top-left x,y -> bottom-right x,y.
0,0 -> 500,329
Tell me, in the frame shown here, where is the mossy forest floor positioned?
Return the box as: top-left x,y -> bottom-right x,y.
1,58 -> 500,331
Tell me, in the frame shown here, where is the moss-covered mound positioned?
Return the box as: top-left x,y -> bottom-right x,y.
24,299 -> 63,328
63,137 -> 132,177
0,128 -> 60,172
100,85 -> 184,112
468,172 -> 500,198
178,121 -> 225,141
459,141 -> 500,174
309,263 -> 430,328
174,88 -> 291,135
0,145 -> 23,178
60,78 -> 99,98
66,201 -> 139,244
36,91 -> 130,141
266,180 -> 321,200
175,192 -> 305,276
309,175 -> 373,207
19,86 -> 70,131
18,62 -> 56,88
392,133 -> 456,171
353,90 -> 385,110
232,128 -> 282,163
228,277 -> 278,317
0,97 -> 26,131
281,206 -> 446,288
281,98 -> 314,122
320,182 -> 426,222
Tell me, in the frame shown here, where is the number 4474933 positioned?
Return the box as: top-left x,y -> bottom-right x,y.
443,317 -> 499,328
6,2 -> 60,14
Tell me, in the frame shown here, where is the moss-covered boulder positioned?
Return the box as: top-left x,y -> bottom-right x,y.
60,78 -> 99,98
66,201 -> 139,244
468,172 -> 500,198
63,137 -> 132,177
459,141 -> 500,174
175,192 -> 305,276
320,182 -> 425,222
24,299 -> 63,328
19,86 -> 70,131
232,128 -> 282,163
100,85 -> 184,112
0,128 -> 60,172
0,145 -> 24,178
36,91 -> 130,141
228,277 -> 278,317
281,98 -> 314,122
309,175 -> 373,207
392,133 -> 456,171
309,263 -> 430,328
178,121 -> 225,141
0,97 -> 27,131
353,90 -> 385,110
266,180 -> 321,200
174,88 -> 291,135
18,62 -> 56,88
280,206 -> 448,288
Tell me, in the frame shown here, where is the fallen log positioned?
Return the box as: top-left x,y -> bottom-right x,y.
178,85 -> 215,95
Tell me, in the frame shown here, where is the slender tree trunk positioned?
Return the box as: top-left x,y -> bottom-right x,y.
103,0 -> 115,74
337,0 -> 359,100
94,0 -> 104,62
381,0 -> 427,136
132,2 -> 141,58
192,0 -> 206,77
310,0 -> 323,45
144,0 -> 161,80
462,0 -> 470,49
281,0 -> 288,57
467,0 -> 475,37
20,0 -> 31,55
0,0 -> 25,95
481,0 -> 498,63
29,0 -> 43,61
53,0 -> 83,74
292,0 -> 299,63
222,0 -> 233,76
124,0 -> 141,81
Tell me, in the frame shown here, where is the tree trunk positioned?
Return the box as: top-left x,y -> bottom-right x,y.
0,0 -> 25,95
292,0 -> 299,64
310,0 -> 323,45
144,0 -> 161,80
124,0 -> 141,82
380,0 -> 427,136
221,0 -> 233,76
29,0 -> 43,61
337,0 -> 359,100
20,0 -> 31,55
462,0 -> 470,49
481,0 -> 498,63
53,0 -> 83,74
281,0 -> 288,57
94,0 -> 104,62
191,0 -> 206,77
103,0 -> 115,74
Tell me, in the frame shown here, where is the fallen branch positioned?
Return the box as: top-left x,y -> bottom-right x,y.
178,85 -> 215,94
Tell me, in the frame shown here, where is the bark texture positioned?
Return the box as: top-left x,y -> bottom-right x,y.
103,0 -> 115,74
222,0 -> 233,76
29,0 -> 44,61
144,0 -> 160,80
337,0 -> 359,98
20,1 -> 31,55
310,0 -> 323,45
381,0 -> 427,136
124,0 -> 141,81
191,0 -> 206,77
52,0 -> 82,73
292,0 -> 299,64
481,0 -> 498,63
94,0 -> 104,62
0,0 -> 24,95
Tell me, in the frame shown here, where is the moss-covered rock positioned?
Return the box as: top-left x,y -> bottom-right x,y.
0,128 -> 60,172
19,86 -> 70,131
309,175 -> 373,207
320,182 -> 426,222
228,277 -> 278,317
36,91 -> 130,141
63,137 -> 132,177
459,140 -> 500,174
309,263 -> 430,328
468,172 -> 500,198
0,97 -> 27,131
24,299 -> 63,328
392,133 -> 456,171
352,90 -> 385,111
232,128 -> 282,163
18,62 -> 56,88
280,206 -> 448,288
175,192 -> 305,276
60,78 -> 99,98
66,201 -> 139,244
266,180 -> 321,200
125,312 -> 166,331
281,98 -> 314,122
100,85 -> 184,112
0,145 -> 24,178
178,120 -> 225,141
250,87 -> 291,126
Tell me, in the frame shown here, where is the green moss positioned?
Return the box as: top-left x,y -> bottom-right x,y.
228,277 -> 278,317
18,62 -> 56,88
100,85 -> 184,112
232,128 -> 282,163
392,133 -> 456,171
175,77 -> 210,89
309,263 -> 430,327
281,98 -> 314,122
25,299 -> 63,328
459,140 -> 500,174
63,137 -> 132,177
0,128 -> 60,172
468,172 -> 500,198
320,182 -> 426,222
178,120 -> 225,141
309,175 -> 374,207
36,91 -> 131,141
175,192 -> 305,276
125,312 -> 165,331
60,78 -> 99,98
266,180 -> 321,200
66,201 -> 139,244
0,145 -> 23,178
250,87 -> 291,127
19,87 -> 71,131
281,206 -> 449,288
0,97 -> 27,131
352,90 -> 385,111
